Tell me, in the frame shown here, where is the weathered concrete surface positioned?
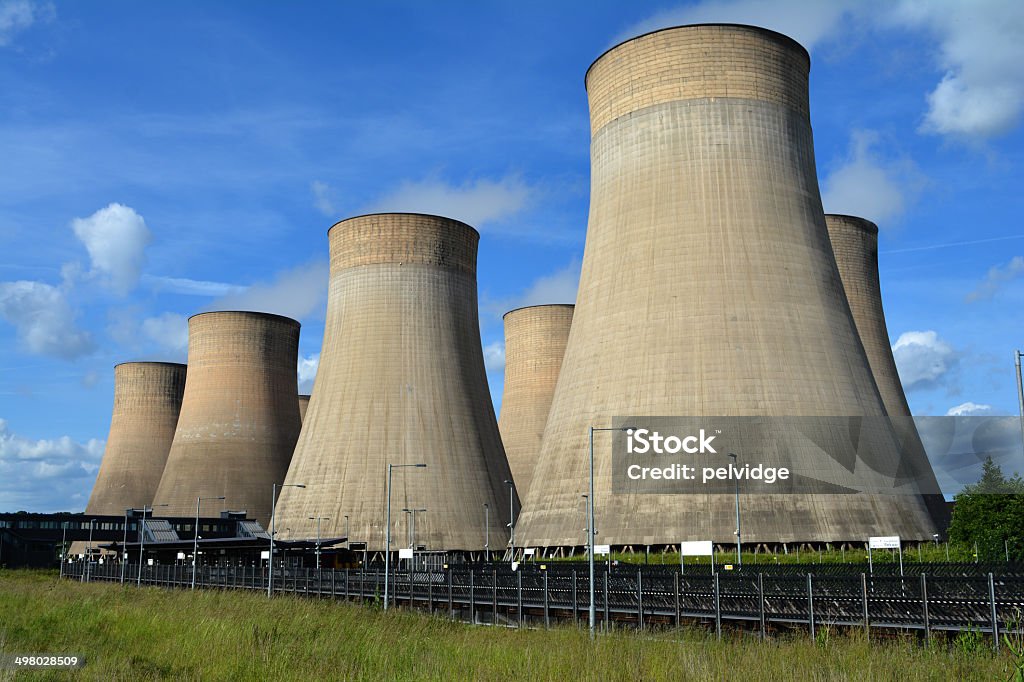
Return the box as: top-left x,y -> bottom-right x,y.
275,213 -> 517,550
298,394 -> 310,423
152,311 -> 301,526
498,305 -> 574,500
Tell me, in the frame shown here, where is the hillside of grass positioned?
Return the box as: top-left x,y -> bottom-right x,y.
0,570 -> 1014,681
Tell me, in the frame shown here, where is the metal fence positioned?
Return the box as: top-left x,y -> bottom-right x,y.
63,561 -> 1024,647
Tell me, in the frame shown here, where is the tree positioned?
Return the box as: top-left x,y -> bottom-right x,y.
948,457 -> 1024,560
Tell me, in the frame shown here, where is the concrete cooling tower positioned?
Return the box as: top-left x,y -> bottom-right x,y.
498,305 -> 574,500
516,24 -> 939,548
152,311 -> 301,526
298,394 -> 310,422
825,214 -> 949,529
274,213 -> 516,551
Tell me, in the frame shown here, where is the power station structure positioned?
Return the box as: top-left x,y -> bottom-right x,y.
152,311 -> 302,527
515,24 -> 940,550
825,213 -> 948,528
71,362 -> 187,555
498,304 -> 574,500
274,213 -> 517,551
298,394 -> 310,422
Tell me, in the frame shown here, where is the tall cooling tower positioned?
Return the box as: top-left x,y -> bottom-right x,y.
498,304 -> 574,500
825,213 -> 949,528
298,394 -> 310,422
516,24 -> 938,548
274,213 -> 516,550
152,311 -> 301,526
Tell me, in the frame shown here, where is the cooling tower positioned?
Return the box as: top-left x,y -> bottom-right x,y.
274,213 -> 516,550
825,214 -> 949,529
298,394 -> 310,422
152,311 -> 301,526
498,304 -> 574,500
516,24 -> 938,548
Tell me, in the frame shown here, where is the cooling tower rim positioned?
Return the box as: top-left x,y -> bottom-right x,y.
585,23 -> 811,91
187,310 -> 301,327
327,212 -> 480,239
113,361 -> 187,369
825,213 -> 880,235
502,303 -> 576,320
298,393 -> 311,399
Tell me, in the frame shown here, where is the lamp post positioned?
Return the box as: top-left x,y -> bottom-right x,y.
308,515 -> 330,572
137,504 -> 168,587
192,496 -> 225,590
504,479 -> 516,559
384,463 -> 426,611
82,519 -> 94,583
268,482 -> 305,597
344,515 -> 350,549
588,425 -> 634,639
59,521 -> 68,579
483,503 -> 489,561
728,453 -> 742,566
1016,350 -> 1024,458
120,509 -> 132,584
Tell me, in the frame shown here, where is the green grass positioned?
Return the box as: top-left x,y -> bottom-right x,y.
0,569 -> 1015,681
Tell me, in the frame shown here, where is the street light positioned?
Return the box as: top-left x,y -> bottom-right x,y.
193,496 -> 225,590
137,504 -> 168,587
728,453 -> 742,566
384,463 -> 426,611
1016,350 -> 1024,458
59,521 -> 68,580
308,515 -> 331,572
83,519 -> 95,583
588,425 -> 634,639
504,479 -> 516,559
268,483 -> 305,597
483,503 -> 489,561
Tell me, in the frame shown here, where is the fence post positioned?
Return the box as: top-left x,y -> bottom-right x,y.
758,573 -> 766,640
807,573 -> 815,641
604,569 -> 610,630
714,572 -> 721,641
544,571 -> 550,628
470,570 -> 476,624
517,570 -> 523,628
861,572 -> 869,635
448,568 -> 454,621
637,568 -> 644,631
921,573 -> 930,646
674,571 -> 681,628
572,570 -> 578,625
989,572 -> 999,652
493,568 -> 498,626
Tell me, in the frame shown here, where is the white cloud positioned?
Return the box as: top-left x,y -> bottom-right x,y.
892,330 -> 957,390
886,0 -> 1024,139
0,0 -> 52,47
297,353 -> 319,393
70,203 -> 152,295
366,175 -> 531,228
0,280 -> 94,359
615,0 -> 855,52
311,180 -> 337,217
964,256 -> 1024,302
210,260 -> 328,322
483,341 -> 505,372
821,130 -> 924,225
142,274 -> 247,297
516,259 -> 581,308
946,402 -> 993,416
141,312 -> 189,357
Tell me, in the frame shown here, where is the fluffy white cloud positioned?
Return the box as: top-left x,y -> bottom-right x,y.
70,203 -> 152,295
142,274 -> 246,297
0,0 -> 52,47
483,341 -> 505,372
964,256 -> 1024,303
211,260 -> 328,322
0,417 -> 104,512
516,259 -> 581,308
892,330 -> 957,390
366,175 -> 531,228
311,180 -> 337,217
820,130 -> 924,225
946,402 -> 993,416
140,312 -> 189,358
297,353 -> 319,393
0,280 -> 94,359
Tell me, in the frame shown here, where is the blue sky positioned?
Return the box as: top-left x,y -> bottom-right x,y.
2,0 -> 1023,512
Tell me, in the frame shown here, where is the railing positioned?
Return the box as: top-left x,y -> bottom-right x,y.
62,562 -> 1024,648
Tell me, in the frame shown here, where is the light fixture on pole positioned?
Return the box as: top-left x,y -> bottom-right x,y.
120,508 -> 132,584
588,425 -> 634,639
384,463 -> 426,611
137,504 -> 168,587
483,503 -> 489,561
83,519 -> 95,583
308,515 -> 331,573
192,495 -> 225,590
504,479 -> 516,559
728,453 -> 742,566
59,521 -> 68,580
268,483 -> 305,597
1016,351 -> 1024,458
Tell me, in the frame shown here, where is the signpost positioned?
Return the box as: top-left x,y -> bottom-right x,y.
680,540 -> 715,575
868,536 -> 902,576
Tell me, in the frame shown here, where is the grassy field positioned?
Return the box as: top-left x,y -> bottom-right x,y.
0,570 -> 1016,681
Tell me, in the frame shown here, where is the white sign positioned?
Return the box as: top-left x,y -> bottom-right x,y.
260,551 -> 270,560
511,561 -> 519,571
594,544 -> 611,555
147,558 -> 154,566
680,540 -> 714,557
523,548 -> 536,556
176,552 -> 185,560
398,548 -> 414,559
869,536 -> 901,550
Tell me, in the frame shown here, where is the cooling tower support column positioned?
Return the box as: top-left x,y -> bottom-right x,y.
274,213 -> 516,551
516,24 -> 939,548
152,311 -> 302,527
